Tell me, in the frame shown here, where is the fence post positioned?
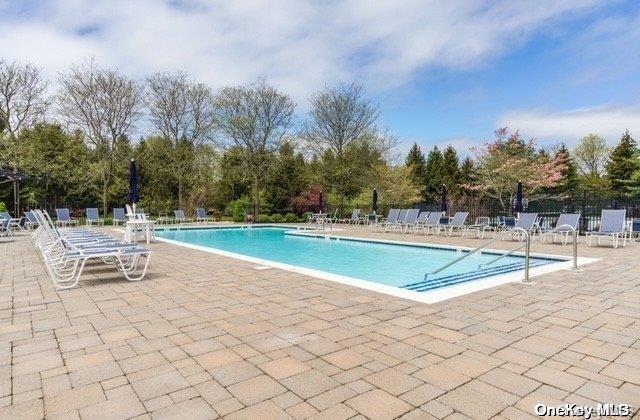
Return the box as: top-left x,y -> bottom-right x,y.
572,227 -> 578,271
523,231 -> 531,283
581,191 -> 587,234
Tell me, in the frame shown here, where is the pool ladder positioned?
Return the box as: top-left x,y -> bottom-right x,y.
423,226 -> 578,283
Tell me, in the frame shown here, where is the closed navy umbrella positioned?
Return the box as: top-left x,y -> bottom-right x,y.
372,189 -> 378,213
514,181 -> 524,214
129,159 -> 140,213
440,185 -> 448,213
318,191 -> 323,212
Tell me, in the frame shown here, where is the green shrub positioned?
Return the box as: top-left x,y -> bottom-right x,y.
257,214 -> 270,223
270,213 -> 284,223
230,199 -> 248,222
301,211 -> 312,222
0,202 -> 6,212
284,213 -> 298,223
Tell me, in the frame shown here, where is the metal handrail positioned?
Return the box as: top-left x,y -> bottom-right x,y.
479,242 -> 527,269
539,224 -> 578,270
424,227 -> 531,282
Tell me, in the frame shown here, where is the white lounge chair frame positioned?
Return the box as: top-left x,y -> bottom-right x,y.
55,208 -> 79,227
586,209 -> 627,248
437,212 -> 469,237
540,213 -> 581,245
196,208 -> 213,223
85,208 -> 105,226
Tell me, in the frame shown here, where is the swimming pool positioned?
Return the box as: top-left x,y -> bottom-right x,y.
155,226 -> 572,302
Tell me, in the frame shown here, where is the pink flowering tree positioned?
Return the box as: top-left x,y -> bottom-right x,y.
468,128 -> 566,211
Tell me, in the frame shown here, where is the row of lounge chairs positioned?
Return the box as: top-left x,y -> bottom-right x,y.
369,208 -> 630,247
52,207 -> 215,226
377,209 -> 471,236
28,209 -> 152,289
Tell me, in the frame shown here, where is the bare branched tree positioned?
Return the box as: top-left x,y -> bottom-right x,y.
147,72 -> 217,208
214,78 -> 295,218
0,60 -> 49,138
0,60 -> 49,214
57,61 -> 144,214
302,83 -> 382,213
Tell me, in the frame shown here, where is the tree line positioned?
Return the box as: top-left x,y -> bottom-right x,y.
405,127 -> 639,212
0,59 -> 637,219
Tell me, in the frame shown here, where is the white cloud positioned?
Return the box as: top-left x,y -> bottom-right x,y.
497,105 -> 640,146
0,0 -> 604,104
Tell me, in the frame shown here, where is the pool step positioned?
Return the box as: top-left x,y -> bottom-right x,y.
404,261 -> 549,292
404,263 -> 530,292
403,262 -> 525,289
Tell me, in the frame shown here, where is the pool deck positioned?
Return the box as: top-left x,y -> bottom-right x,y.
1,223 -> 639,419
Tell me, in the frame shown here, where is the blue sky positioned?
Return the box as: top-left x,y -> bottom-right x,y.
375,0 -> 640,154
1,0 -> 639,155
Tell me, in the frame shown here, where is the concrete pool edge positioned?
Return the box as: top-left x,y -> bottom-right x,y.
154,226 -> 600,304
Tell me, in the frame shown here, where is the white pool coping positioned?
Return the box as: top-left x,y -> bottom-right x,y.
154,224 -> 599,304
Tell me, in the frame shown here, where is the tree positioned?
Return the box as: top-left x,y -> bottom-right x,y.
135,136 -> 178,213
214,78 -> 295,218
57,61 -> 144,215
105,136 -> 135,207
471,128 -> 565,210
573,133 -> 610,194
0,60 -> 49,213
212,147 -> 251,211
265,141 -> 307,213
19,123 -> 92,207
343,163 -> 421,211
146,72 -> 217,209
605,130 -> 638,195
289,186 -> 324,215
316,137 -> 387,211
405,143 -> 427,201
459,157 -> 476,186
553,143 -> 579,196
574,133 -> 609,177
424,146 -> 444,201
188,145 -> 220,210
302,83 -> 384,215
0,61 -> 48,139
624,157 -> 640,199
441,145 -> 461,195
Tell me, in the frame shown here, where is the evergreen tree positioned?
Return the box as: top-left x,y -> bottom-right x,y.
459,157 -> 476,186
554,143 -> 579,196
441,146 -> 461,195
405,142 -> 427,201
624,157 -> 640,199
136,136 -> 179,212
211,147 -> 251,210
19,123 -> 93,207
606,130 -> 638,195
265,141 -> 308,213
424,146 -> 444,202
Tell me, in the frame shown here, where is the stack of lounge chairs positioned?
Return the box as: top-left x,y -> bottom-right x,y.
28,209 -> 151,290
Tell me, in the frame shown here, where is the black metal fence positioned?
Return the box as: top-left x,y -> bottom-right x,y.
13,193 -> 640,234
371,194 -> 640,234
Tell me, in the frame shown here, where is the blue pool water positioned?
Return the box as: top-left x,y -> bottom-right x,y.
156,227 -> 560,292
